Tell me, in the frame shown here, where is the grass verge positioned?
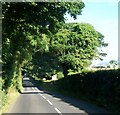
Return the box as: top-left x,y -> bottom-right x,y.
1,87 -> 20,115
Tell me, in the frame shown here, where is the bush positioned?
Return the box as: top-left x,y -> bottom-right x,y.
57,72 -> 64,79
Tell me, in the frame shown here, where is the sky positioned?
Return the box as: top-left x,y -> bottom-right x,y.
66,0 -> 119,65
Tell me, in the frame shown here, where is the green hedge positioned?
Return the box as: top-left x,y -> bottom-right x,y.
54,69 -> 120,113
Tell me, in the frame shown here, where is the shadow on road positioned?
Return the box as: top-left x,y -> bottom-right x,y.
21,77 -> 114,115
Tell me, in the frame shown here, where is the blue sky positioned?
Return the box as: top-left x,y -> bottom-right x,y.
66,0 -> 118,65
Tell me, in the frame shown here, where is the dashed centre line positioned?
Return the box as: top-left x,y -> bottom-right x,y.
39,93 -> 42,96
42,95 -> 46,99
35,87 -> 38,91
32,87 -> 34,90
32,87 -> 62,114
47,99 -> 53,105
54,107 -> 62,114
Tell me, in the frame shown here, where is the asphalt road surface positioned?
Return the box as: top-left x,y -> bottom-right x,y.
7,76 -> 110,114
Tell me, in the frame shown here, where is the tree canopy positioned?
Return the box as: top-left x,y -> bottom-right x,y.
49,23 -> 108,76
2,2 -> 85,90
2,2 -> 108,92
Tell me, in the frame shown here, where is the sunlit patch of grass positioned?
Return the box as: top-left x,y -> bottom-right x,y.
43,80 -> 52,82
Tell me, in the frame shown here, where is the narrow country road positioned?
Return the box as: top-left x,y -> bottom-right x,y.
6,76 -> 110,114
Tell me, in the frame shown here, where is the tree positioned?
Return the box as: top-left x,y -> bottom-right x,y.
50,23 -> 108,77
109,60 -> 117,69
2,2 -> 85,90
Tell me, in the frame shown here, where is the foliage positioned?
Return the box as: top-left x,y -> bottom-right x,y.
50,23 -> 108,76
109,60 -> 117,69
27,22 -> 108,78
56,72 -> 64,79
30,51 -> 62,79
2,2 -> 85,90
109,60 -> 117,64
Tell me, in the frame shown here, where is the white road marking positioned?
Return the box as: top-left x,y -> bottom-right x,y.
32,87 -> 34,90
42,95 -> 46,99
54,107 -> 62,114
35,87 -> 38,91
26,87 -> 29,91
47,100 -> 53,105
46,95 -> 51,97
31,86 -> 62,114
39,93 -> 43,96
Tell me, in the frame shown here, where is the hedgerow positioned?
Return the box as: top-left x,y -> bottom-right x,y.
53,69 -> 120,113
